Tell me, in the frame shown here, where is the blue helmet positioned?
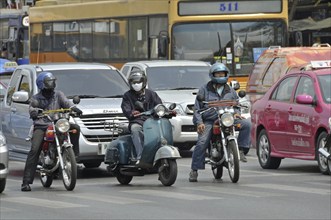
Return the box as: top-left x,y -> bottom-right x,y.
209,63 -> 230,85
36,72 -> 56,90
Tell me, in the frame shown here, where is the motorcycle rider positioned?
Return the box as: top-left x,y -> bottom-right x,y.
21,71 -> 82,191
189,62 -> 251,182
121,70 -> 162,164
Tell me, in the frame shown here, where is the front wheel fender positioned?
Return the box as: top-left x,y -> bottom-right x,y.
154,145 -> 181,166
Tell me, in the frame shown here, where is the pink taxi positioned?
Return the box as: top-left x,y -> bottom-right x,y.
251,60 -> 331,174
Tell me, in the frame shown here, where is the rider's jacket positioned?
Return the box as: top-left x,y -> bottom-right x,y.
29,90 -> 73,129
121,89 -> 162,129
193,81 -> 239,125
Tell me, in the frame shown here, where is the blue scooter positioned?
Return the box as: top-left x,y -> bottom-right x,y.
104,102 -> 181,186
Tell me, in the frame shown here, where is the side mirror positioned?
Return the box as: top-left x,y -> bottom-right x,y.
230,80 -> 240,90
134,101 -> 145,112
30,99 -> 39,108
296,94 -> 313,105
238,90 -> 246,98
168,103 -> 176,110
12,91 -> 30,103
72,95 -> 80,104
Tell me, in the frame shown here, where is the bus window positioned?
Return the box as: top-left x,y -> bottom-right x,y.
79,21 -> 92,59
129,17 -> 148,59
93,20 -> 110,60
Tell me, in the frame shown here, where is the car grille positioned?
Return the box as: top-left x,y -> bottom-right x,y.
79,114 -> 128,143
182,125 -> 196,132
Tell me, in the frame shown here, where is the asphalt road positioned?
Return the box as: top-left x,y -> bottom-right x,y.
1,149 -> 330,220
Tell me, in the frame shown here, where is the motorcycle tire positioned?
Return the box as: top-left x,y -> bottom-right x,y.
227,140 -> 240,183
61,147 -> 77,191
159,159 -> 177,186
116,172 -> 133,185
212,165 -> 223,180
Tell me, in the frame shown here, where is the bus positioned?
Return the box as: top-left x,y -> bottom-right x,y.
29,0 -> 288,87
0,7 -> 30,64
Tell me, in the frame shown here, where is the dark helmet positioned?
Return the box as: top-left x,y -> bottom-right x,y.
128,70 -> 147,91
209,63 -> 230,85
36,72 -> 56,90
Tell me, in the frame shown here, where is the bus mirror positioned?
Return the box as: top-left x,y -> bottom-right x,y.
158,31 -> 168,58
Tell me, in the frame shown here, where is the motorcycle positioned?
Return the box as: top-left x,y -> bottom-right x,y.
29,96 -> 80,191
318,118 -> 331,175
195,91 -> 247,183
103,102 -> 181,186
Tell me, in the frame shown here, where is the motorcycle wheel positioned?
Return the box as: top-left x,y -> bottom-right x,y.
227,140 -> 240,183
116,172 -> 133,185
257,129 -> 281,169
158,159 -> 177,186
317,132 -> 329,175
212,165 -> 223,180
61,147 -> 77,191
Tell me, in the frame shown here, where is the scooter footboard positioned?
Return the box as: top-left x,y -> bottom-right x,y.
104,135 -> 134,164
153,145 -> 181,165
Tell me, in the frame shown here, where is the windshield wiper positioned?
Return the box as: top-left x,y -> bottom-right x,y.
170,87 -> 198,90
102,95 -> 123,98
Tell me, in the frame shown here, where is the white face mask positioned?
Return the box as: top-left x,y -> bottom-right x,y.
132,82 -> 143,92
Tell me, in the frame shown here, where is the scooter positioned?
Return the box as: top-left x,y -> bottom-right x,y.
318,118 -> 331,175
104,102 -> 181,186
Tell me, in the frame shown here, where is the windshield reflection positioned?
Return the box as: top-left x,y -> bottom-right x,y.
146,66 -> 210,90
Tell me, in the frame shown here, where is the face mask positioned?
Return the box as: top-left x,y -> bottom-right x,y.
132,82 -> 143,92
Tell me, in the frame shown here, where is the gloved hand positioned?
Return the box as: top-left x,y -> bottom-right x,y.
72,106 -> 83,116
170,110 -> 177,116
30,111 -> 38,120
132,110 -> 140,117
197,123 -> 205,134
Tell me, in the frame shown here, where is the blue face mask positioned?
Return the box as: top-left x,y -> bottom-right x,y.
217,86 -> 224,96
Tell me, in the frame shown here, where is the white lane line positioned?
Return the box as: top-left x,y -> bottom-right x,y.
1,197 -> 88,208
124,189 -> 222,200
244,183 -> 331,195
60,193 -> 152,205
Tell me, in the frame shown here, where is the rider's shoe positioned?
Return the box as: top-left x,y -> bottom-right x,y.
21,183 -> 31,192
189,170 -> 198,182
239,150 -> 247,163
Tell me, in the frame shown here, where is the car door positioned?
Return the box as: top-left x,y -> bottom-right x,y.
264,76 -> 298,153
8,69 -> 33,156
288,76 -> 315,154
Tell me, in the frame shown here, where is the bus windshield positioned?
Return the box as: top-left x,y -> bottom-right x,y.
172,20 -> 287,76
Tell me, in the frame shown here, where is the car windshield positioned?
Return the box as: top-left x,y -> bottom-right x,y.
318,74 -> 331,104
43,69 -> 129,98
146,66 -> 210,90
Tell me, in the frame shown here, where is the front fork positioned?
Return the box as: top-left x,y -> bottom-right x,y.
221,127 -> 240,162
54,132 -> 73,170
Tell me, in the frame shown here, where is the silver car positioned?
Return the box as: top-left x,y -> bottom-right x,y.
0,131 -> 9,193
121,60 -> 211,150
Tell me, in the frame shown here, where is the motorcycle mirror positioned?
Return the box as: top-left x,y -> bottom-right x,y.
196,94 -> 205,102
230,80 -> 240,90
168,103 -> 176,110
30,99 -> 39,108
134,101 -> 145,112
238,90 -> 246,98
72,95 -> 80,104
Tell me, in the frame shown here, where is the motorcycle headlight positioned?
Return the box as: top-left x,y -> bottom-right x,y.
155,104 -> 166,117
55,118 -> 70,133
221,113 -> 234,127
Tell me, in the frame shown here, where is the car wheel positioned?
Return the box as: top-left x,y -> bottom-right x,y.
0,178 -> 6,193
257,129 -> 281,169
317,131 -> 329,175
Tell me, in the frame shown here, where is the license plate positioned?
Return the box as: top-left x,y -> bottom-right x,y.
98,143 -> 108,155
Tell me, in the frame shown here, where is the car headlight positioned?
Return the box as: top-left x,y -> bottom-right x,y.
154,104 -> 166,117
55,118 -> 70,133
0,134 -> 6,146
164,102 -> 185,116
220,113 -> 234,127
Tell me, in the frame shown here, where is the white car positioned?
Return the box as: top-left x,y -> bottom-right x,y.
121,60 -> 211,150
0,131 -> 9,193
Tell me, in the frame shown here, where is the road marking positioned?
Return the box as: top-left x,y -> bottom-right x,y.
60,193 -> 152,205
183,186 -> 283,197
124,189 -> 222,200
244,184 -> 331,195
1,197 -> 88,208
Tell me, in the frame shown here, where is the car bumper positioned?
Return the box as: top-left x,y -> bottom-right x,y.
0,145 -> 9,179
170,116 -> 197,148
